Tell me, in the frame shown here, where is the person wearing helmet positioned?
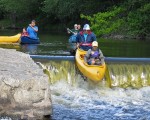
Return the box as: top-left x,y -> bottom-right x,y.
76,24 -> 96,51
84,41 -> 104,65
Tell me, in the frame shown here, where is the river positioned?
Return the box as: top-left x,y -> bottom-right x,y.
0,30 -> 150,120
0,30 -> 150,57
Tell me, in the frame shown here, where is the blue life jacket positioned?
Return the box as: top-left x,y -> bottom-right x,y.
90,50 -> 100,59
69,35 -> 77,43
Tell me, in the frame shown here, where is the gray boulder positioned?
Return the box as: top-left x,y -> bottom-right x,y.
0,48 -> 52,119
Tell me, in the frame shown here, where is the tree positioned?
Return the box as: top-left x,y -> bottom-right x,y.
80,0 -> 150,38
42,0 -> 119,24
81,7 -> 124,37
125,0 -> 150,38
0,0 -> 44,27
42,0 -> 81,23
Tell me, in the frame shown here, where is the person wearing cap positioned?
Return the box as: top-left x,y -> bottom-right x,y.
27,20 -> 38,39
76,24 -> 96,51
84,41 -> 105,65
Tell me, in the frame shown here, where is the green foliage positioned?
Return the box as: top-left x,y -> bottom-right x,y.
42,0 -> 80,22
42,0 -> 59,15
42,0 -> 116,23
126,1 -> 150,37
0,19 -> 11,28
81,7 -> 124,36
0,0 -> 44,27
0,0 -> 30,16
81,0 -> 150,38
0,0 -> 149,38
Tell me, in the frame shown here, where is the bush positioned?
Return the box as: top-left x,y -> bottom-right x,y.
81,7 -> 125,37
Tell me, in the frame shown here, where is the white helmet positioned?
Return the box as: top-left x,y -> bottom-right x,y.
83,24 -> 90,30
92,41 -> 98,47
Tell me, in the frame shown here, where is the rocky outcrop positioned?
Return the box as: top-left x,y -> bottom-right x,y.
0,48 -> 52,119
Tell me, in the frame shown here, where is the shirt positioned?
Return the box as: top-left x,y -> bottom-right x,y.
27,26 -> 38,39
83,33 -> 88,42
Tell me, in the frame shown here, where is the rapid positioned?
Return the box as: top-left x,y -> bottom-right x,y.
41,61 -> 150,120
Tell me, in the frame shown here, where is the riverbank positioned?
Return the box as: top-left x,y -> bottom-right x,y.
0,28 -> 149,41
0,19 -> 150,40
0,48 -> 52,119
0,19 -> 67,33
102,33 -> 150,40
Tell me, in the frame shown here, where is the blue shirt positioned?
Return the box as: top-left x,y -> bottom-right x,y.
27,26 -> 38,39
83,33 -> 88,42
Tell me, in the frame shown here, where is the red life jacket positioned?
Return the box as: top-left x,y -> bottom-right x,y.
21,32 -> 29,37
79,43 -> 92,46
79,30 -> 93,47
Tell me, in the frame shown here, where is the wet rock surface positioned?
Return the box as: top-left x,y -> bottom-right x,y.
0,48 -> 52,119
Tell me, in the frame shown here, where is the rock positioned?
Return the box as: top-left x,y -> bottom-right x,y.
0,48 -> 52,119
102,34 -> 125,39
112,35 -> 124,39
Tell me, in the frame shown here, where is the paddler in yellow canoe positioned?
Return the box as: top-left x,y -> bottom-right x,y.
84,41 -> 105,65
76,24 -> 97,51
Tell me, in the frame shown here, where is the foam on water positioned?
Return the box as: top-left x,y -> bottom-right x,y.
40,61 -> 150,120
50,79 -> 150,120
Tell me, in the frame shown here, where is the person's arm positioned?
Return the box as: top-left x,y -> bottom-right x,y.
27,27 -> 29,32
29,24 -> 38,32
71,29 -> 77,35
92,33 -> 97,41
67,28 -> 77,35
26,27 -> 30,37
99,49 -> 105,65
76,33 -> 80,48
33,26 -> 38,32
84,49 -> 91,63
67,28 -> 71,34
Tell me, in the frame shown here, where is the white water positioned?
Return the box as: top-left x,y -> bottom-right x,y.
50,79 -> 150,120
39,61 -> 150,120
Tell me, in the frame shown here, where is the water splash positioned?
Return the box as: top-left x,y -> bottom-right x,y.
42,61 -> 76,85
40,61 -> 150,119
42,61 -> 150,88
107,63 -> 150,88
50,80 -> 150,120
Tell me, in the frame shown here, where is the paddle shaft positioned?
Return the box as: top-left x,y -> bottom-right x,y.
67,28 -> 76,35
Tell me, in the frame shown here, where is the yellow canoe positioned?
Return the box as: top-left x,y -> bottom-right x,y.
75,48 -> 106,82
0,33 -> 21,43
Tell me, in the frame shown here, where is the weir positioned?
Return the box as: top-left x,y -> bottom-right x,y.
106,63 -> 150,88
31,55 -> 150,63
32,55 -> 150,88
